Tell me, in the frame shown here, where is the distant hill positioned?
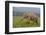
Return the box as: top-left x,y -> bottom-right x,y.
13,11 -> 40,17
13,11 -> 25,16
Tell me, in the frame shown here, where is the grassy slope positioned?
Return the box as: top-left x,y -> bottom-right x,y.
13,16 -> 40,28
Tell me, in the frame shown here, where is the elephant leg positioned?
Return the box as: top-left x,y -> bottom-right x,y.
26,20 -> 30,24
35,20 -> 38,25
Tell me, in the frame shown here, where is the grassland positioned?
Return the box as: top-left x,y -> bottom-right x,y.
13,16 -> 40,28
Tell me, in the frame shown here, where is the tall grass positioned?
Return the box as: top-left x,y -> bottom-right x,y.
13,16 -> 40,28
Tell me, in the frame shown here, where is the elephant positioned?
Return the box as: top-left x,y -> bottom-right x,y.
21,12 -> 39,25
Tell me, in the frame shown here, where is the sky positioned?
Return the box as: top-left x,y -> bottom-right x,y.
13,7 -> 40,14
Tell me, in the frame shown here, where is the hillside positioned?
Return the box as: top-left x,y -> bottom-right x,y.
13,11 -> 40,17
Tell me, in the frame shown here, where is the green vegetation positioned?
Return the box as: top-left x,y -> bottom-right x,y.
13,16 -> 40,28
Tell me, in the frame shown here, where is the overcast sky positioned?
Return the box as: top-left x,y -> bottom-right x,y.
13,7 -> 40,14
